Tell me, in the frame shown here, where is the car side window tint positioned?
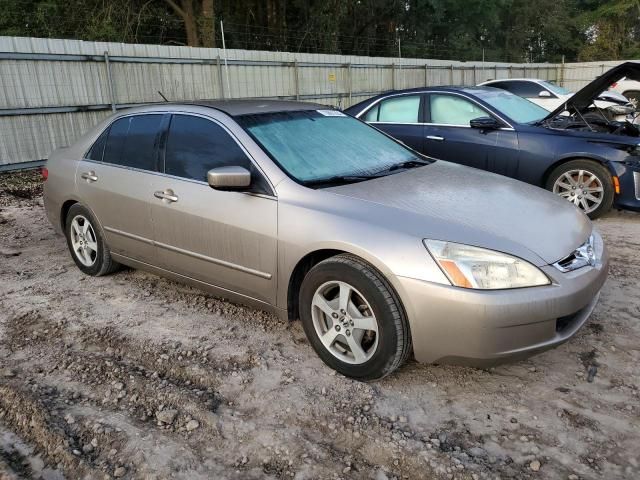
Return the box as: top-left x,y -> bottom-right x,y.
486,81 -> 509,91
102,115 -> 162,170
505,81 -> 543,98
102,118 -> 128,165
430,94 -> 489,126
377,95 -> 420,123
86,128 -> 108,161
165,115 -> 253,181
363,104 -> 379,122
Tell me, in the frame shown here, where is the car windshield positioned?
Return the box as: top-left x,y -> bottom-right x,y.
539,80 -> 571,96
238,110 -> 421,185
476,89 -> 549,124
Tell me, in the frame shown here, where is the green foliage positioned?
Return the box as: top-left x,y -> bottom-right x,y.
0,0 -> 638,61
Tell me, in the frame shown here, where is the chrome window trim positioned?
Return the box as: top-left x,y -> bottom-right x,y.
81,110 -> 277,198
357,90 -> 515,130
80,158 -> 277,200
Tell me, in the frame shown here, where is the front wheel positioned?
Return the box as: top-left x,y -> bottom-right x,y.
546,160 -> 614,219
299,254 -> 411,381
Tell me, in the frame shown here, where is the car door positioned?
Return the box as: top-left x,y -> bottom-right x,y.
148,113 -> 278,305
423,92 -> 520,177
362,94 -> 425,152
76,113 -> 165,263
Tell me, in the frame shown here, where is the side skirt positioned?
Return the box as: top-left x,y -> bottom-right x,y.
111,253 -> 289,321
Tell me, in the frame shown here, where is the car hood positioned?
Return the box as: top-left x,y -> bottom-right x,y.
544,61 -> 640,121
325,161 -> 591,266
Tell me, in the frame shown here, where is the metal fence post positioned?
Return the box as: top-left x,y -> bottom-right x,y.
473,65 -> 477,85
560,55 -> 565,87
103,51 -> 117,112
495,64 -> 498,80
346,63 -> 352,105
294,61 -> 300,100
391,63 -> 396,90
450,64 -> 454,84
216,55 -> 226,99
425,64 -> 429,86
508,65 -> 513,79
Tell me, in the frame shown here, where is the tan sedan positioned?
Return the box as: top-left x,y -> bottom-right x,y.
44,100 -> 608,380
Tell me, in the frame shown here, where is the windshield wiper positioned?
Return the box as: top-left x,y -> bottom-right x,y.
304,158 -> 432,187
304,174 -> 381,187
386,158 -> 432,172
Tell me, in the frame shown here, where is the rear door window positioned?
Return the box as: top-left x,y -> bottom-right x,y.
377,95 -> 421,123
86,128 -> 108,161
102,114 -> 163,171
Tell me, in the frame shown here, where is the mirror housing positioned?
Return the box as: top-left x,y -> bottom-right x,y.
469,116 -> 502,130
207,166 -> 251,190
538,90 -> 552,98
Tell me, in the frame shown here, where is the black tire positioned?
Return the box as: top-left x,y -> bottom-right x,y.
64,203 -> 120,276
299,254 -> 411,381
545,159 -> 614,220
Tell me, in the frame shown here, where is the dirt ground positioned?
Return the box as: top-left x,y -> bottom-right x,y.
0,171 -> 638,480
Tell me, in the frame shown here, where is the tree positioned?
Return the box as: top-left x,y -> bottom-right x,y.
577,0 -> 640,60
164,0 -> 215,47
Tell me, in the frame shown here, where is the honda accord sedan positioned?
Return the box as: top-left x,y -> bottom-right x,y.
345,62 -> 640,219
44,100 -> 608,380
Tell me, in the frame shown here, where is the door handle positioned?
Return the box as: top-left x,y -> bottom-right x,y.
80,171 -> 98,182
426,135 -> 445,141
154,190 -> 179,203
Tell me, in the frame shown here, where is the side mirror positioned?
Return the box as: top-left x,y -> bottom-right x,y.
469,116 -> 502,130
538,90 -> 552,98
207,166 -> 251,190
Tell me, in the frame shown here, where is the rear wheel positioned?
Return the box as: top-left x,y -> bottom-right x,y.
65,204 -> 120,276
299,254 -> 411,381
546,160 -> 614,219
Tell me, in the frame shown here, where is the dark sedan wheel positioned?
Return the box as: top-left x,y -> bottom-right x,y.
65,204 -> 120,276
546,160 -> 614,219
299,254 -> 411,381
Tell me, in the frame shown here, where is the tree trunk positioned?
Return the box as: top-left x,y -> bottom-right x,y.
164,0 -> 201,46
201,0 -> 215,48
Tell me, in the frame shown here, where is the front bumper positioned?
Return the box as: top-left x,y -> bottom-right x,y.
397,233 -> 609,366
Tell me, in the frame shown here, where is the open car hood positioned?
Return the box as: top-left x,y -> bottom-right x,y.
544,61 -> 640,121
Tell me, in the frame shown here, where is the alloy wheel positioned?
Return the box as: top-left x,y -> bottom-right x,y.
552,169 -> 604,214
311,280 -> 379,365
70,215 -> 98,267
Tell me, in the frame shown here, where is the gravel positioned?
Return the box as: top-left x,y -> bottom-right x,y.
1,173 -> 639,479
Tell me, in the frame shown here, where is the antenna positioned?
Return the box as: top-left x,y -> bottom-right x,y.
158,91 -> 169,102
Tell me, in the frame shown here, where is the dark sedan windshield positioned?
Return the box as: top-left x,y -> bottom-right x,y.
475,89 -> 549,124
238,110 -> 420,184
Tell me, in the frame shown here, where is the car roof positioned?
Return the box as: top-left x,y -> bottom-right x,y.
344,85 -> 502,112
482,78 -> 545,83
174,99 -> 329,116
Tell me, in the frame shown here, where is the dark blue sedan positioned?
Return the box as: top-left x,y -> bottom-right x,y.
344,74 -> 640,219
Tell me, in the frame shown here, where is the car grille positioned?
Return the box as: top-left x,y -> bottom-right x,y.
634,171 -> 640,200
553,235 -> 596,273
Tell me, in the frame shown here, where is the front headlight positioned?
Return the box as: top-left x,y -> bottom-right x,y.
424,240 -> 550,290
